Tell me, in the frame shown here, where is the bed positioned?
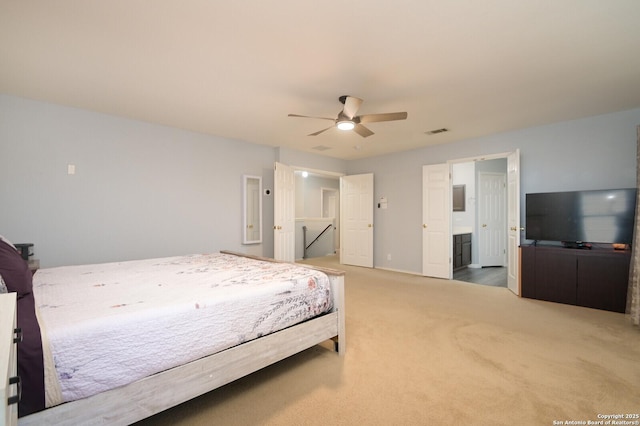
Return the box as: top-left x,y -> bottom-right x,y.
0,244 -> 345,426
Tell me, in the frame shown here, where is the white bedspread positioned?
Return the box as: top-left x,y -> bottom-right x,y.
32,253 -> 332,404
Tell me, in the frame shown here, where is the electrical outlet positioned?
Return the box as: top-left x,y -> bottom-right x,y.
387,253 -> 391,261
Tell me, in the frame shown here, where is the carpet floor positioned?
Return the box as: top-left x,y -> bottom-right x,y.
135,256 -> 640,426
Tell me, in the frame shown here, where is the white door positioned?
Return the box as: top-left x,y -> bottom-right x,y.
507,150 -> 521,295
340,173 -> 374,267
422,164 -> 451,279
478,172 -> 506,267
274,162 -> 295,262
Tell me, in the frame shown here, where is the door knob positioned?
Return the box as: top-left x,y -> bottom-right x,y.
482,224 -> 487,228
423,224 -> 427,228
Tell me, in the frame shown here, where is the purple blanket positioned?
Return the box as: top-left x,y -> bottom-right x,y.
0,239 -> 45,417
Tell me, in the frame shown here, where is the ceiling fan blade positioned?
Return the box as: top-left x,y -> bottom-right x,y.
288,114 -> 335,121
342,96 -> 363,119
308,126 -> 334,136
353,124 -> 374,138
358,112 -> 408,123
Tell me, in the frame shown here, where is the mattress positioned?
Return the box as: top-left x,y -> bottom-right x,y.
32,252 -> 332,406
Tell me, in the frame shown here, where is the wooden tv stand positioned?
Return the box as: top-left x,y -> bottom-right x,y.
521,244 -> 630,313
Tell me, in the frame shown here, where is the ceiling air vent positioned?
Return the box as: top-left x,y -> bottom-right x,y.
312,145 -> 332,151
425,128 -> 449,135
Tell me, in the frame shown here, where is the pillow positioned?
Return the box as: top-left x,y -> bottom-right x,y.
0,273 -> 7,293
0,238 -> 32,299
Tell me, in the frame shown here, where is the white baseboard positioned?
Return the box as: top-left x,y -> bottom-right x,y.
375,266 -> 423,276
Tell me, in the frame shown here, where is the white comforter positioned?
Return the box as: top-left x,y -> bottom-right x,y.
33,253 -> 332,405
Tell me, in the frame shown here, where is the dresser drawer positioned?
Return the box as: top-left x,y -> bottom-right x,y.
1,292 -> 18,426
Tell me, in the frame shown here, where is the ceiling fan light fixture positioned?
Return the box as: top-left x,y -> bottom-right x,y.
337,120 -> 355,131
289,96 -> 407,138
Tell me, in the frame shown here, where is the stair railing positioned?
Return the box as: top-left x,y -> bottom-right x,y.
302,224 -> 333,259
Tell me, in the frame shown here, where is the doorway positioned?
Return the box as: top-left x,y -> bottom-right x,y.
451,158 -> 508,288
422,150 -> 520,293
292,167 -> 342,261
453,265 -> 507,287
274,164 -> 343,262
321,188 -> 340,255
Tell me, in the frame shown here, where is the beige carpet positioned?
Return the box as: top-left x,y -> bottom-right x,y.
135,256 -> 640,426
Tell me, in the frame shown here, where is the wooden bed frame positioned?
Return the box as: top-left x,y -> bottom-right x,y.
15,251 -> 346,426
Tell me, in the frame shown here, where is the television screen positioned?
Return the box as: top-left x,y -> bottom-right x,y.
526,188 -> 637,244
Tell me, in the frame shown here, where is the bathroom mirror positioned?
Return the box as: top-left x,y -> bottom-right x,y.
243,175 -> 262,244
453,184 -> 466,212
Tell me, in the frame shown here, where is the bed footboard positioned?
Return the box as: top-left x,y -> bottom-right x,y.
20,312 -> 342,425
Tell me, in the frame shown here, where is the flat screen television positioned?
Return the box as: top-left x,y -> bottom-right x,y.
525,188 -> 637,245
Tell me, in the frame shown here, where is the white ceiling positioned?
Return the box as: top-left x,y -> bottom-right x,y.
1,1 -> 640,160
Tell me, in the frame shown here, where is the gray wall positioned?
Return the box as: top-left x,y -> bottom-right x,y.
1,95 -> 276,266
295,174 -> 340,218
348,108 -> 640,274
2,94 -> 639,273
277,147 -> 347,177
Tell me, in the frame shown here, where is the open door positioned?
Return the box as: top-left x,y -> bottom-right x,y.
340,173 -> 374,267
506,150 -> 521,295
274,162 -> 295,262
422,164 -> 451,278
477,172 -> 507,267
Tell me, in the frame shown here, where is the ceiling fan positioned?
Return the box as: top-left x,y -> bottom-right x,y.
288,95 -> 408,138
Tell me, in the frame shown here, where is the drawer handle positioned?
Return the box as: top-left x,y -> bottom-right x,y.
14,327 -> 22,344
8,376 -> 21,405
